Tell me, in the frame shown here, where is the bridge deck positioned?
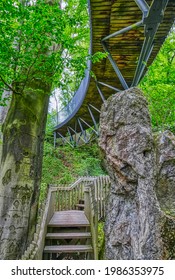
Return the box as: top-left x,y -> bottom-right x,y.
54,0 -> 175,138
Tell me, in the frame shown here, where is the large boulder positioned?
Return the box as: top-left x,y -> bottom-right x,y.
99,87 -> 175,259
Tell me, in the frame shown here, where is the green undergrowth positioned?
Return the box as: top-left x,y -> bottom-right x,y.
42,141 -> 106,184
40,141 -> 107,201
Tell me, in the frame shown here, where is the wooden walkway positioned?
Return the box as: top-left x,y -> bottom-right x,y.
54,0 -> 175,142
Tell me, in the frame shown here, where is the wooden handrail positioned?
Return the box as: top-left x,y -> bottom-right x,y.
50,175 -> 111,219
21,188 -> 57,260
84,182 -> 98,259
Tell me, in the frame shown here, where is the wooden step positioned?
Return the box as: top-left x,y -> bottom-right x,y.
46,232 -> 91,239
48,210 -> 90,227
44,245 -> 93,253
75,203 -> 85,209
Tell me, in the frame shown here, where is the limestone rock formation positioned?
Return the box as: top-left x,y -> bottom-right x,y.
99,87 -> 175,260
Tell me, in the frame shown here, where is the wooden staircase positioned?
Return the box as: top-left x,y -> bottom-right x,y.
43,210 -> 93,260
21,176 -> 110,260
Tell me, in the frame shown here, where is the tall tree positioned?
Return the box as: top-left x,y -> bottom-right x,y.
0,0 -> 89,259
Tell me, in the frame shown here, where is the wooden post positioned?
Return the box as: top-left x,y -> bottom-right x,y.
84,186 -> 90,221
84,183 -> 98,260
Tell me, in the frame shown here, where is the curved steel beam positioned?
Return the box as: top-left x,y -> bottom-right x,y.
53,0 -> 93,131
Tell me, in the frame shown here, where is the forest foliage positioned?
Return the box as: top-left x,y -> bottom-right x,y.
0,0 -> 91,105
0,0 -> 106,109
42,141 -> 106,185
140,26 -> 175,133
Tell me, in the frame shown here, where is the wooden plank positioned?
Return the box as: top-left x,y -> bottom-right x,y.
44,245 -> 93,253
48,210 -> 90,227
75,203 -> 85,209
46,232 -> 91,239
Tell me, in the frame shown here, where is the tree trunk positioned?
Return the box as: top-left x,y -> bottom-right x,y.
0,90 -> 11,125
0,79 -> 50,259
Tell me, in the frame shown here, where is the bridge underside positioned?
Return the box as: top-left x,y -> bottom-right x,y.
54,0 -> 175,147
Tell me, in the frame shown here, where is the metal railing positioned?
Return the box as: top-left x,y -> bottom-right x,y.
53,64 -> 91,129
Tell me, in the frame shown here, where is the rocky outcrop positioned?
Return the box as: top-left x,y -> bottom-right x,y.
99,87 -> 175,260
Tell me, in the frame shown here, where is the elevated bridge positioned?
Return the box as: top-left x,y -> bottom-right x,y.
54,0 -> 175,146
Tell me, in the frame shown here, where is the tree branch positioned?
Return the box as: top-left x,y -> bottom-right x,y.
0,75 -> 22,95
